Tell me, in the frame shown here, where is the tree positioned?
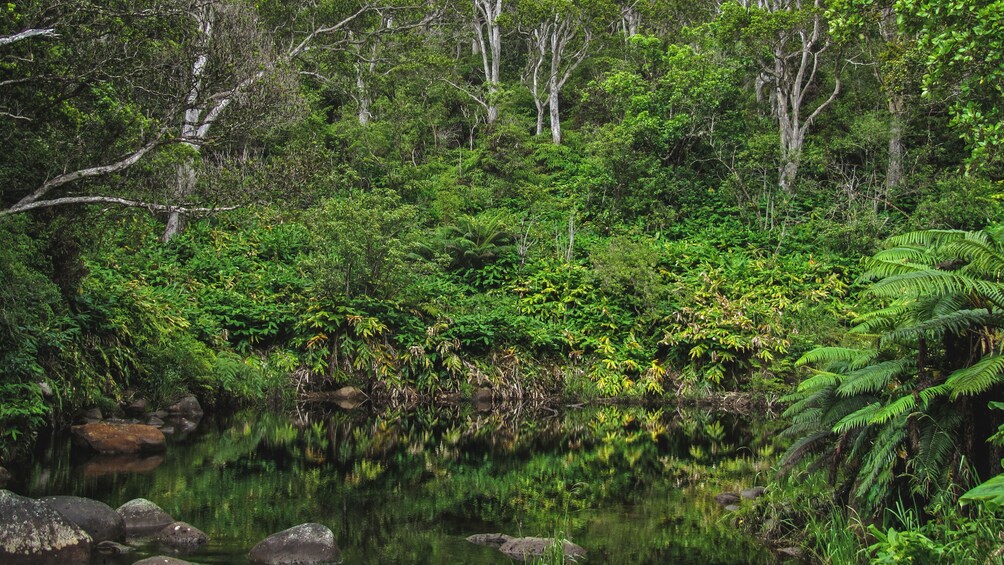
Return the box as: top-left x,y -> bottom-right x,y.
895,0 -> 1004,167
717,0 -> 841,194
520,0 -> 610,143
782,227 -> 1004,516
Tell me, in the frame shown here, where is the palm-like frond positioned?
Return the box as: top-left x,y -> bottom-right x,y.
833,402 -> 882,433
870,270 -> 1004,309
880,308 -> 991,346
795,347 -> 877,370
836,359 -> 910,397
946,354 -> 1004,399
885,229 -> 967,248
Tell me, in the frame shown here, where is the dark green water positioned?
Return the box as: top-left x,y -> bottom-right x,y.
15,403 -> 782,564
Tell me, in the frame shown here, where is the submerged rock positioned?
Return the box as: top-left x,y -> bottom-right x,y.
124,398 -> 149,416
166,396 -> 203,418
133,557 -> 195,565
466,532 -> 514,548
157,521 -> 208,550
117,498 -> 174,537
71,423 -> 166,454
249,523 -> 341,564
498,537 -> 586,561
94,540 -> 132,555
741,486 -> 766,500
714,492 -> 741,506
81,454 -> 164,478
40,495 -> 125,543
0,489 -> 92,564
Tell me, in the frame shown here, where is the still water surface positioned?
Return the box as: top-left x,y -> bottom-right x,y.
16,403 -> 781,564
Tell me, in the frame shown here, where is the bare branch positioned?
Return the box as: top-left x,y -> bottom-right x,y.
12,129 -> 169,210
0,28 -> 58,47
3,196 -> 238,216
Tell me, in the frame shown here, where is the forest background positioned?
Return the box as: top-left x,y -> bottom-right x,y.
3,0 -> 1004,560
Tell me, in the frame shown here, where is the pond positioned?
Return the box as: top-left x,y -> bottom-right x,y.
13,402 -> 784,564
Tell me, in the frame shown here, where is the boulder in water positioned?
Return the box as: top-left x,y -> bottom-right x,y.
39,495 -> 125,542
0,489 -> 92,564
117,498 -> 174,537
466,532 -> 514,548
157,521 -> 208,550
714,492 -> 741,506
499,537 -> 586,561
133,557 -> 196,565
249,523 -> 341,564
71,423 -> 165,454
166,395 -> 203,418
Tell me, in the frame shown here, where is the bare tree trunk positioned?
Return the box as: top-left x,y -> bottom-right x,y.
549,71 -> 561,144
473,0 -> 502,126
760,1 -> 840,194
886,94 -> 904,193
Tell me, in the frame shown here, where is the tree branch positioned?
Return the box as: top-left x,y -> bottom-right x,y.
3,196 -> 238,216
0,28 -> 58,47
11,129 -> 169,210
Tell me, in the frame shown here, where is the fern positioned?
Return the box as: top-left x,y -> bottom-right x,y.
946,354 -> 1004,398
836,359 -> 909,397
833,402 -> 882,433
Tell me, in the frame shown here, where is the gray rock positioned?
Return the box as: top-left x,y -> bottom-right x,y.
249,523 -> 341,565
157,521 -> 208,550
714,492 -> 741,506
498,537 -> 586,562
151,410 -> 170,419
40,495 -> 125,542
82,407 -> 103,421
466,532 -> 514,547
132,557 -> 195,565
330,386 -> 366,410
0,489 -> 92,564
117,498 -> 174,537
741,486 -> 766,500
166,396 -> 203,418
160,426 -> 176,435
147,416 -> 165,428
94,540 -> 132,555
724,504 -> 741,512
125,398 -> 149,416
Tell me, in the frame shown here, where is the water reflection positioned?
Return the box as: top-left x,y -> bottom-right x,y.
18,403 -> 782,564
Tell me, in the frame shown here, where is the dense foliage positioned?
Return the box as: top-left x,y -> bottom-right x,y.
2,0 -> 1004,560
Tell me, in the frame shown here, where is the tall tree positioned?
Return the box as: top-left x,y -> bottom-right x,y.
718,0 -> 841,194
521,0 -> 610,143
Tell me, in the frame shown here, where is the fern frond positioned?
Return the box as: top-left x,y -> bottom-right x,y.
947,238 -> 1004,280
946,354 -> 1004,399
885,229 -> 966,248
833,402 -> 882,433
797,370 -> 841,392
870,270 -> 1004,309
850,304 -> 911,336
795,347 -> 875,369
911,409 -> 962,496
779,429 -> 832,470
836,359 -> 910,397
854,419 -> 908,514
870,394 -> 917,424
919,383 -> 950,405
880,308 -> 991,346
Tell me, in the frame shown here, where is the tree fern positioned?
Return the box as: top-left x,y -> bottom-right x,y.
783,225 -> 1004,518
